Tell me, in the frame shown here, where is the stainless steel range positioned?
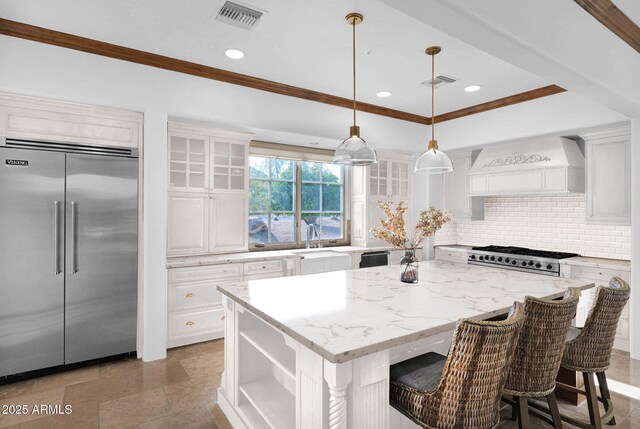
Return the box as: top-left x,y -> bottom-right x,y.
468,246 -> 579,277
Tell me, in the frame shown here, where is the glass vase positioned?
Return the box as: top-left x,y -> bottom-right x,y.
400,249 -> 419,284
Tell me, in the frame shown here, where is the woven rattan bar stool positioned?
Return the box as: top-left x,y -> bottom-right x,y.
503,288 -> 580,429
389,302 -> 524,429
554,277 -> 631,429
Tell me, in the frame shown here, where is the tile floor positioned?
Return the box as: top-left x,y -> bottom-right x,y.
0,341 -> 638,428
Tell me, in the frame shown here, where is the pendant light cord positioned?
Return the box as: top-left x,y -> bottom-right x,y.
431,51 -> 435,150
352,19 -> 357,128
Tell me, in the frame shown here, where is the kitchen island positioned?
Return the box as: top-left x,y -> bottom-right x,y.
216,261 -> 594,429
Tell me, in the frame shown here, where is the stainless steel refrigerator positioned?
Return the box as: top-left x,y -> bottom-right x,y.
0,139 -> 138,378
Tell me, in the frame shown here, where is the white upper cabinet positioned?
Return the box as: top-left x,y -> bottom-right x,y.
0,92 -> 143,149
209,194 -> 248,253
582,127 -> 631,225
167,122 -> 253,256
444,151 -> 484,220
167,193 -> 209,256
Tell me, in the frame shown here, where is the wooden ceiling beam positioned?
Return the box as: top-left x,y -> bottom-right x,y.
573,0 -> 640,54
0,18 -> 566,127
433,85 -> 566,123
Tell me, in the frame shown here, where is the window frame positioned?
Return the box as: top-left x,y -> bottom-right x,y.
248,146 -> 350,250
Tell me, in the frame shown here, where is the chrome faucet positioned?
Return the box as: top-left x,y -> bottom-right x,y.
305,224 -> 322,249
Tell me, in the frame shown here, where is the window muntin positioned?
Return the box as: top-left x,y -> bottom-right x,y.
249,157 -> 345,247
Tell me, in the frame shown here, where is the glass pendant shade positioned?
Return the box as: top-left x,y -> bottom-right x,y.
334,136 -> 378,166
414,141 -> 453,174
334,126 -> 378,166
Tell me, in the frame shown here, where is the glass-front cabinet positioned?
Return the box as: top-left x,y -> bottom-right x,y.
169,133 -> 209,191
212,140 -> 246,192
365,158 -> 409,199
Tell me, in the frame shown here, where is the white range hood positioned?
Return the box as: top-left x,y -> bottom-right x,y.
469,137 -> 585,196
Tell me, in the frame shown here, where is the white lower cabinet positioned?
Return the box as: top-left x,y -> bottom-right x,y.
167,258 -> 297,348
168,265 -> 243,348
434,247 -> 469,264
560,263 -> 630,351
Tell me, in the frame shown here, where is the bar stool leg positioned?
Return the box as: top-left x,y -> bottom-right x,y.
583,372 -> 603,429
546,392 -> 563,429
596,371 -> 616,425
511,396 -> 519,421
517,396 -> 530,429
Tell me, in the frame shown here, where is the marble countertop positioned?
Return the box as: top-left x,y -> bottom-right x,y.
560,256 -> 631,271
166,245 -> 398,269
217,261 -> 594,364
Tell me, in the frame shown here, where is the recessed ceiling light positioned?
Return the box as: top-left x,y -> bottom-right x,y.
224,49 -> 245,60
464,84 -> 482,92
376,91 -> 392,98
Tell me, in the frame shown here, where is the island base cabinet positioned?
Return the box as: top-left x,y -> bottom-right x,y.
218,296 -> 453,429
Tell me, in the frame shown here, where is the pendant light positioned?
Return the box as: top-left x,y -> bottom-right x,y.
333,13 -> 378,166
414,46 -> 453,174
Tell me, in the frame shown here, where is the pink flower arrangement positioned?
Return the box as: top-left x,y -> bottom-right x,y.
370,201 -> 452,250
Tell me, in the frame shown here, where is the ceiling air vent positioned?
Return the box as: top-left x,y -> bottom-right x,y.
421,74 -> 458,89
216,1 -> 264,30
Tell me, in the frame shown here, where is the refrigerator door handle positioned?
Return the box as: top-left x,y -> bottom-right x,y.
54,201 -> 61,275
71,201 -> 78,274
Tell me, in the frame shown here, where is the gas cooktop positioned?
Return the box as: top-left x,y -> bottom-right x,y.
468,246 -> 580,277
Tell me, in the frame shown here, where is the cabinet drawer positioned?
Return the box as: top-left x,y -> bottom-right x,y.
169,264 -> 243,283
244,260 -> 284,276
169,307 -> 225,339
169,281 -> 226,311
244,271 -> 283,281
434,247 -> 468,264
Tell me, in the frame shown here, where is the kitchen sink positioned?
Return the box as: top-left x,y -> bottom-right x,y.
296,250 -> 352,275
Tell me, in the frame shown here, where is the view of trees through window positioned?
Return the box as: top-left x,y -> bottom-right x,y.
249,156 -> 344,245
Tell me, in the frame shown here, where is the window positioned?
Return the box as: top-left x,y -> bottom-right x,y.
301,162 -> 343,240
249,157 -> 296,244
249,156 -> 346,247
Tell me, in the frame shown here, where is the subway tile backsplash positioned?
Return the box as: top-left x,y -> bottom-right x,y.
434,194 -> 631,260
